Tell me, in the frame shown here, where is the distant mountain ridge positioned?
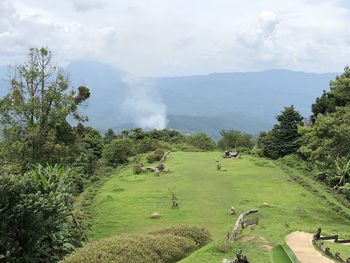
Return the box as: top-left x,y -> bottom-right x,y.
0,61 -> 337,137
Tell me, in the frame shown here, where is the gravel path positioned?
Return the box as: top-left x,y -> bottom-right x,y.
285,231 -> 334,263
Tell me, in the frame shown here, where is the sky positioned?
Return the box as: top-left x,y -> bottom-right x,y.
0,0 -> 350,76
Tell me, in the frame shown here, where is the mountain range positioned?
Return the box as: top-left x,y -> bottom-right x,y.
0,61 -> 336,138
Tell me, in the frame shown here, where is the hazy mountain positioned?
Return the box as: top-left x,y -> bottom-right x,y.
0,61 -> 337,137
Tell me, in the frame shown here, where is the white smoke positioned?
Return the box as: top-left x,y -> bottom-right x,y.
122,74 -> 168,130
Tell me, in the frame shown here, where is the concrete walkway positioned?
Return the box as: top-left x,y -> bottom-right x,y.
285,231 -> 334,263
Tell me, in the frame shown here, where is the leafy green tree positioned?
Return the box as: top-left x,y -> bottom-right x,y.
129,128 -> 146,140
258,106 -> 303,159
0,47 -> 90,169
148,129 -> 186,143
136,137 -> 160,153
271,106 -> 303,157
311,91 -> 337,122
311,66 -> 350,122
257,131 -> 278,159
299,105 -> 350,164
74,127 -> 104,180
104,129 -> 117,144
186,132 -> 216,151
218,130 -> 254,150
103,138 -> 135,166
120,129 -> 130,139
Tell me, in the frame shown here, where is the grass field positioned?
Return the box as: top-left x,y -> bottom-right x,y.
319,241 -> 350,260
87,152 -> 350,262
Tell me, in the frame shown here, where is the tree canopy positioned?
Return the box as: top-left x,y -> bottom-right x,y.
0,48 -> 90,168
258,106 -> 303,159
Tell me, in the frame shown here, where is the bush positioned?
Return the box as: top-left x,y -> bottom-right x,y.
61,234 -> 196,263
279,154 -> 313,172
173,143 -> 201,152
186,133 -> 216,151
146,149 -> 165,163
61,225 -> 211,263
218,130 -> 255,150
0,172 -> 81,262
103,138 -> 135,166
136,138 -> 160,153
150,225 -> 212,246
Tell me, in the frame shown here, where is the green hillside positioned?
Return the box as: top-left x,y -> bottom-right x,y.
87,152 -> 350,262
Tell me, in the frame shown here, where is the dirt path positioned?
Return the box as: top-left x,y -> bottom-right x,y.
285,231 -> 334,263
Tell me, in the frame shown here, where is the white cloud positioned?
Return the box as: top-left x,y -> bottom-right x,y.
0,0 -> 350,75
71,0 -> 107,12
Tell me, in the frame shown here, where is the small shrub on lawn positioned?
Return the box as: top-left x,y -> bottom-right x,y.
150,225 -> 212,246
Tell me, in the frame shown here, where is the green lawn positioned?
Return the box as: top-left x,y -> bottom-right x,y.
87,152 -> 350,262
319,241 -> 350,260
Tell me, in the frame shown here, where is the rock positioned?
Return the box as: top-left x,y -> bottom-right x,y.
228,206 -> 236,215
261,202 -> 275,208
150,212 -> 160,219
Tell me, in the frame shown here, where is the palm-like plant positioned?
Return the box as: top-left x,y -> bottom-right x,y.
333,157 -> 350,189
31,163 -> 71,193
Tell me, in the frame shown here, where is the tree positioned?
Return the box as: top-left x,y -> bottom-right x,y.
0,47 -> 90,169
186,133 -> 216,151
258,106 -> 303,159
257,131 -> 278,159
103,128 -> 117,144
102,138 -> 135,166
299,105 -> 350,164
311,66 -> 350,122
218,130 -> 254,150
74,127 -> 104,179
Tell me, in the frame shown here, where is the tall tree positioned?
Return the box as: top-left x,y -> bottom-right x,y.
0,48 -> 90,168
311,66 -> 350,122
259,106 -> 303,158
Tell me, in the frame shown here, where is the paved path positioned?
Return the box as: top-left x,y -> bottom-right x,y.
285,231 -> 334,263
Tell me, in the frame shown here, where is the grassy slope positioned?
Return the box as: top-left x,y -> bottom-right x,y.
87,152 -> 350,262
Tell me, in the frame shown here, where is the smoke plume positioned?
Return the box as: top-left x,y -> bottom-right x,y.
122,74 -> 168,130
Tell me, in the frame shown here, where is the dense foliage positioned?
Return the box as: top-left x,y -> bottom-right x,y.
258,106 -> 303,159
186,132 -> 216,151
218,130 -> 254,150
0,48 -> 90,169
0,166 -> 82,262
146,148 -> 166,163
311,66 -> 350,122
261,67 -> 350,201
299,105 -> 350,164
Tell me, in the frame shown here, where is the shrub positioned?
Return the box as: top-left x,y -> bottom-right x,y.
136,138 -> 160,153
150,225 -> 212,246
61,234 -> 196,263
186,133 -> 216,151
133,163 -> 143,174
218,130 -> 255,150
146,149 -> 165,163
0,172 -> 81,262
279,154 -> 313,172
103,138 -> 135,166
173,143 -> 201,152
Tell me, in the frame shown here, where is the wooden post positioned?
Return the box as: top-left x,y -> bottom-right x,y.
229,209 -> 258,242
